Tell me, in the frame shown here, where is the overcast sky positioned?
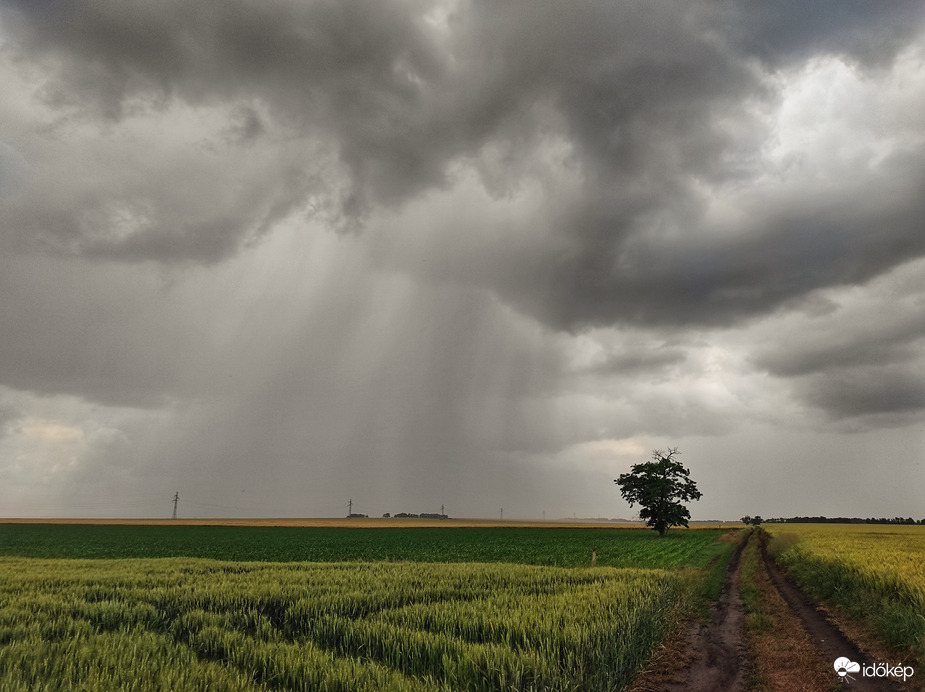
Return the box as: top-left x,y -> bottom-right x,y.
1,1 -> 924,521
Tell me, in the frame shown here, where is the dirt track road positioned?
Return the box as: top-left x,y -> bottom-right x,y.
659,534 -> 749,692
635,530 -> 916,692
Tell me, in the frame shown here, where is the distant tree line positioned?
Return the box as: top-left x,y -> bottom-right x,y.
382,513 -> 449,520
345,512 -> 451,519
763,516 -> 925,525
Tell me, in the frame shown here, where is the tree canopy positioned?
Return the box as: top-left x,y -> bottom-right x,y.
614,447 -> 702,536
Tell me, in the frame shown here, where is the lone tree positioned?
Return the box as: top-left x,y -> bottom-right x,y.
615,447 -> 702,536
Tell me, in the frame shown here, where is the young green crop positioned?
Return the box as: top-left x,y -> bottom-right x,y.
0,524 -> 727,568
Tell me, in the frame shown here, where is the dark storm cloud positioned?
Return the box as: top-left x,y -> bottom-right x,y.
427,0 -> 925,331
756,311 -> 925,378
3,1 -> 925,409
749,262 -> 925,422
459,0 -> 925,330
802,367 -> 925,420
734,0 -> 925,69
3,0 -> 443,121
0,0 -> 450,260
4,0 -> 923,329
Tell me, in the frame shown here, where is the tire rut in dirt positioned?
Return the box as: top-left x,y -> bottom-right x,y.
661,532 -> 750,692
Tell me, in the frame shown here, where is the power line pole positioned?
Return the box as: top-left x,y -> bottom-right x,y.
172,491 -> 179,520
500,507 -> 503,521
348,498 -> 352,517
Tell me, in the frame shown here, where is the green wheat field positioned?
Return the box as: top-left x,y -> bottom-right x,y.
0,524 -> 734,691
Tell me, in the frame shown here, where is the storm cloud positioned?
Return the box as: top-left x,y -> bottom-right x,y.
1,1 -> 923,519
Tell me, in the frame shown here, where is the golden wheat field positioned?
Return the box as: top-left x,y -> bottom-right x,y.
765,523 -> 925,660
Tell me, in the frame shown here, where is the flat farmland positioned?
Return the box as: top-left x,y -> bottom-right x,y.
0,523 -> 730,567
0,523 -> 737,691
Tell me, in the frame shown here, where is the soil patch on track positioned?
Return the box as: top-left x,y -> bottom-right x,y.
740,529 -> 834,691
632,531 -> 749,692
